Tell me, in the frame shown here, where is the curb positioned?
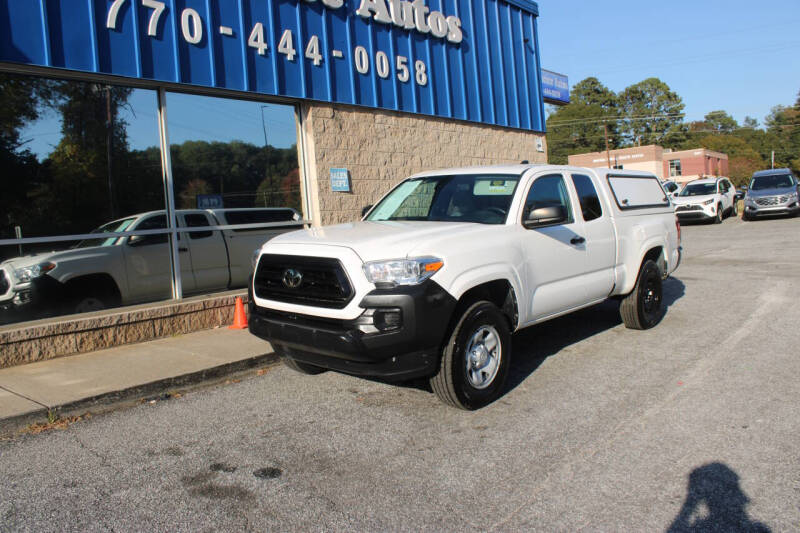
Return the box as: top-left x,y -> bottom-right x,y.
0,351 -> 280,438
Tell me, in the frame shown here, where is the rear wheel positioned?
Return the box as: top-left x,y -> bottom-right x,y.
620,259 -> 663,330
430,301 -> 511,410
731,200 -> 738,217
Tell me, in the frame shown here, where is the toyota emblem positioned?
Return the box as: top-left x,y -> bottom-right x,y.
282,268 -> 303,289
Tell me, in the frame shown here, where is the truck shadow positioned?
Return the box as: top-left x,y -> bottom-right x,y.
393,277 -> 685,403
667,462 -> 771,532
503,276 -> 685,394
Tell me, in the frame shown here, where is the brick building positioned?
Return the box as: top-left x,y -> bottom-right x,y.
568,145 -> 728,184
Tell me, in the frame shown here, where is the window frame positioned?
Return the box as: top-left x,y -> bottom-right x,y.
519,173 -> 575,227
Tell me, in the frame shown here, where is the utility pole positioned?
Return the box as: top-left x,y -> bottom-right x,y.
771,150 -> 775,169
106,86 -> 115,220
604,122 -> 611,169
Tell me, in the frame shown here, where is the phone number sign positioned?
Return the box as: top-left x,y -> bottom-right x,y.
0,0 -> 545,132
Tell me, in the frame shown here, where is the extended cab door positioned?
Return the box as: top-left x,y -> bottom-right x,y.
180,212 -> 229,291
570,173 -> 616,301
518,173 -> 589,322
122,214 -> 195,302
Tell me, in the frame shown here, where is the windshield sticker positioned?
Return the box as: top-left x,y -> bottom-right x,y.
474,180 -> 515,196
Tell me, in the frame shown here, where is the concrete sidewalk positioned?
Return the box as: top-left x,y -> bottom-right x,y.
0,327 -> 276,431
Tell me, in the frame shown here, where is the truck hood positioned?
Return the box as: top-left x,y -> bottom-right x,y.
672,194 -> 715,205
267,220 -> 492,262
1,246 -> 115,272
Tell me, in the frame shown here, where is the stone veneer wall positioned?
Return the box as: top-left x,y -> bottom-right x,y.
0,293 -> 245,368
300,103 -> 548,226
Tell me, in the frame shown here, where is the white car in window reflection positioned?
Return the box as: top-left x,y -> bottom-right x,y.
0,208 -> 302,324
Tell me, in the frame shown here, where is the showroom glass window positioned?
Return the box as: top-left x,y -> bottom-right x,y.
0,72 -> 168,326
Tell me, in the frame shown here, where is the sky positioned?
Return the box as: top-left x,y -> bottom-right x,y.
536,0 -> 800,124
19,0 -> 800,159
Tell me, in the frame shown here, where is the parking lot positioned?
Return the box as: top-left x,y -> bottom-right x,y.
2,214 -> 799,531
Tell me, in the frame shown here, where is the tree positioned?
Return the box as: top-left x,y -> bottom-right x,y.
0,74 -> 58,239
619,78 -> 687,147
545,77 -> 621,164
704,110 -> 738,133
698,135 -> 765,186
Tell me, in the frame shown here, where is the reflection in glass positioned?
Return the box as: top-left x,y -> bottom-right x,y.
0,72 -> 163,248
165,92 -> 301,212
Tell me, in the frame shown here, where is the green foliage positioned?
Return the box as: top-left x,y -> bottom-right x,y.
703,110 -> 739,134
546,78 -> 621,164
0,72 -> 300,245
545,75 -> 799,180
618,78 -> 687,146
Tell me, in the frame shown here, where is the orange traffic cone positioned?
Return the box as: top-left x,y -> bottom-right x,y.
229,297 -> 248,329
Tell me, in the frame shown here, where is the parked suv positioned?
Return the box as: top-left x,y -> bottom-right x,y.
672,177 -> 737,224
742,169 -> 800,220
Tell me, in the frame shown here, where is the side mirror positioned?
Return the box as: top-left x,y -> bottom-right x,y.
361,205 -> 373,218
127,235 -> 145,247
523,205 -> 568,228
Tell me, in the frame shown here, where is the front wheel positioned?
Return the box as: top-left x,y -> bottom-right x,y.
430,301 -> 511,410
619,259 -> 663,330
713,204 -> 723,224
274,345 -> 326,375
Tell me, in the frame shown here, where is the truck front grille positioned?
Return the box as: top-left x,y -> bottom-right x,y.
755,196 -> 788,206
254,254 -> 354,309
676,205 -> 702,211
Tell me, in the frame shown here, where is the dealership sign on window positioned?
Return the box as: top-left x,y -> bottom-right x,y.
0,0 -> 545,131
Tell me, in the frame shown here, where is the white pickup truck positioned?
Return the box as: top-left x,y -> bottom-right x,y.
0,208 -> 302,323
249,164 -> 681,409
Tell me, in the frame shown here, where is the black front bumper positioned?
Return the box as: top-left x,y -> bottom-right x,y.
248,280 -> 457,381
0,275 -> 67,325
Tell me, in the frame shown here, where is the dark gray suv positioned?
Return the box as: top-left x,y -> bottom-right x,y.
742,169 -> 800,220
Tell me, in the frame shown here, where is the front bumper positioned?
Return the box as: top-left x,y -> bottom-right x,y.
248,279 -> 457,381
675,204 -> 716,221
0,275 -> 68,325
744,200 -> 800,218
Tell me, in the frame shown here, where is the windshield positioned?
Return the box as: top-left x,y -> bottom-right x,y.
366,174 -> 521,224
679,183 -> 716,197
74,217 -> 137,248
749,174 -> 795,191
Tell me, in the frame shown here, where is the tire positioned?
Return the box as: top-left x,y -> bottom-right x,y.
67,281 -> 120,315
742,211 -> 752,221
282,356 -> 326,375
275,345 -> 327,375
731,200 -> 738,217
619,259 -> 663,330
713,204 -> 723,224
430,301 -> 511,410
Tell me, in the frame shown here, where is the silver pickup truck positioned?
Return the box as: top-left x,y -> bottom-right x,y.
0,208 -> 302,323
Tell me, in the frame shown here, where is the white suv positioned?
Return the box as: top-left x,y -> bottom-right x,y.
672,177 -> 737,224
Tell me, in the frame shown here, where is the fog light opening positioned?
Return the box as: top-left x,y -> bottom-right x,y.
374,308 -> 403,332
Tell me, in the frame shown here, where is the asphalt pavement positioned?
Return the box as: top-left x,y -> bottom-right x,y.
1,213 -> 799,531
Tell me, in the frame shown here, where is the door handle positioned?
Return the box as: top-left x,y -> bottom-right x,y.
570,236 -> 586,245
179,247 -> 189,252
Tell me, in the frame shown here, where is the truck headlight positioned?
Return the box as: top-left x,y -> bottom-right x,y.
14,262 -> 56,283
363,257 -> 443,286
